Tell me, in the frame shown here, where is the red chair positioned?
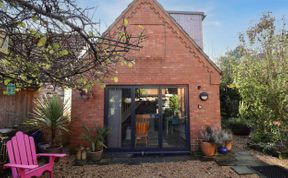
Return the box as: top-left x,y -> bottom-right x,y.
4,131 -> 66,178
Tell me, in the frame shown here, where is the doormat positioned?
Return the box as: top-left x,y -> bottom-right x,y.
250,165 -> 288,178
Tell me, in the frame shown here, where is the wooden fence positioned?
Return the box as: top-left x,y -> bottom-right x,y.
0,89 -> 38,128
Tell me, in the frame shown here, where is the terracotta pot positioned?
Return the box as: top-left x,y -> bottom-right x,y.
87,150 -> 103,161
225,141 -> 233,151
200,142 -> 216,157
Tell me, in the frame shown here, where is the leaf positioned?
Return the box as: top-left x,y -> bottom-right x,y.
88,31 -> 94,37
20,75 -> 26,81
37,37 -> 47,47
43,64 -> 51,69
0,0 -> 4,9
31,15 -> 38,22
128,63 -> 133,68
4,79 -> 11,85
123,18 -> 129,27
29,29 -> 37,36
59,49 -> 69,56
18,22 -> 26,28
53,43 -> 61,49
49,49 -> 54,54
100,84 -> 106,89
138,25 -> 144,29
112,77 -> 119,83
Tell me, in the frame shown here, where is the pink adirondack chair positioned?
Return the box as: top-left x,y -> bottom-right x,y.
4,131 -> 66,178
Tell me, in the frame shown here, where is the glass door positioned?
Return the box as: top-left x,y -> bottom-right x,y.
134,88 -> 160,148
106,85 -> 189,151
106,88 -> 133,149
161,87 -> 188,148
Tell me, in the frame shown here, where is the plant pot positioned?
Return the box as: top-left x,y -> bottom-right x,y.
218,146 -> 228,154
200,142 -> 216,157
225,141 -> 233,151
87,150 -> 103,161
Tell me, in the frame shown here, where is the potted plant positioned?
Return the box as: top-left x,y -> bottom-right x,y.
200,126 -> 217,157
82,124 -> 109,161
24,95 -> 71,153
215,130 -> 233,154
224,130 -> 233,151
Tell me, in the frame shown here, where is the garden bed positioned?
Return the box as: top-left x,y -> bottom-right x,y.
233,135 -> 288,169
248,142 -> 288,159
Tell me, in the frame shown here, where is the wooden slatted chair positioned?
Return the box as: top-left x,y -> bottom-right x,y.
135,114 -> 150,146
4,131 -> 66,178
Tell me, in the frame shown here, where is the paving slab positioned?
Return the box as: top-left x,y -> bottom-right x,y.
231,166 -> 256,175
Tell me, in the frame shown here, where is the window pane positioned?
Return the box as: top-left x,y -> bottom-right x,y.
107,88 -> 132,148
162,87 -> 187,148
135,88 -> 159,148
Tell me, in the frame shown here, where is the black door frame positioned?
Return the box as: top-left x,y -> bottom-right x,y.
104,85 -> 190,153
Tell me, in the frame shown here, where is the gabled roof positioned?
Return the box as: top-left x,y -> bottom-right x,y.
106,0 -> 221,74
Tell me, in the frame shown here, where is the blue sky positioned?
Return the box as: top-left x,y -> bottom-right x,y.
77,0 -> 288,61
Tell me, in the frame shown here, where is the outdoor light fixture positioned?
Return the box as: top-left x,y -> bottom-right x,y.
199,92 -> 208,101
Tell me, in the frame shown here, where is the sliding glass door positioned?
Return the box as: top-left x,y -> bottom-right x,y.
105,85 -> 189,152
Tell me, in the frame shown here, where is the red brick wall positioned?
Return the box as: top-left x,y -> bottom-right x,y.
70,0 -> 221,152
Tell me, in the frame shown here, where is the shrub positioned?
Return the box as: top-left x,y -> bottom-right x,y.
223,117 -> 251,129
215,130 -> 233,146
200,126 -> 218,143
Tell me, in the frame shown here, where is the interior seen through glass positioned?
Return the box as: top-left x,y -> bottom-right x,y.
107,86 -> 187,150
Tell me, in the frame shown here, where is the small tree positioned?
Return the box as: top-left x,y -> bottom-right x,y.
233,13 -> 288,144
218,48 -> 242,119
0,0 -> 144,91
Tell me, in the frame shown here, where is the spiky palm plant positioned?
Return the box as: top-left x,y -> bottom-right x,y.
25,96 -> 71,147
82,124 -> 109,152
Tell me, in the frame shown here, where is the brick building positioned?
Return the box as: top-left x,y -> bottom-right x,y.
70,0 -> 221,153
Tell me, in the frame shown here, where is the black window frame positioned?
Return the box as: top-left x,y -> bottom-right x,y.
104,85 -> 190,153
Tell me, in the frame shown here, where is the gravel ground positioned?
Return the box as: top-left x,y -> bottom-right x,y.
53,157 -> 258,178
233,135 -> 288,169
50,136 -> 288,178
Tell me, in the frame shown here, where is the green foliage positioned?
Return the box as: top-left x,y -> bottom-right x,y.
82,124 -> 109,152
222,117 -> 251,129
232,13 -> 288,144
168,94 -> 179,115
24,96 -> 71,147
218,48 -> 242,119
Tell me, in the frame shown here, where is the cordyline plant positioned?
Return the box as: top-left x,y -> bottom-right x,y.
25,96 -> 71,148
82,124 -> 109,152
0,0 -> 144,91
